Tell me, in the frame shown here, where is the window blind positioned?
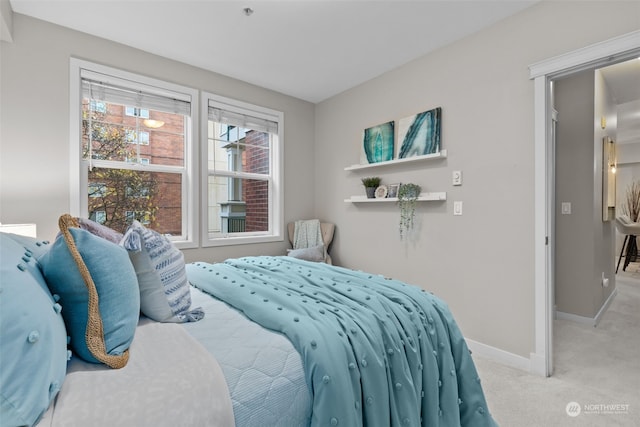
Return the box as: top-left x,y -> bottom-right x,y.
81,74 -> 191,115
208,104 -> 278,134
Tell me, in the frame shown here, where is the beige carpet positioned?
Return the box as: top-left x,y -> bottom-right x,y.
474,271 -> 640,426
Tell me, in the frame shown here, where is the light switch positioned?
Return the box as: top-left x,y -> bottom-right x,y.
453,201 -> 463,216
561,202 -> 571,215
452,170 -> 462,186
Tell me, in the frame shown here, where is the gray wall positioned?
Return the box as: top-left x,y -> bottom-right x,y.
1,1 -> 639,361
615,100 -> 640,256
0,14 -> 316,263
554,69 -> 616,319
594,68 -> 617,313
314,1 -> 639,358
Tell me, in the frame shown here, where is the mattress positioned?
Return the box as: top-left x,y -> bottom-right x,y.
182,286 -> 312,427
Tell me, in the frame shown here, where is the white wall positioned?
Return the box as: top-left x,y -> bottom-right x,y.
0,14 -> 316,263
314,1 -> 640,358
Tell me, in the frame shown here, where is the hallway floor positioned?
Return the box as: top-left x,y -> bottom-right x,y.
475,268 -> 640,426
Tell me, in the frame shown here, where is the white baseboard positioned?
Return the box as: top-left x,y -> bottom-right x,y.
556,288 -> 618,327
594,288 -> 618,326
529,352 -> 548,377
465,338 -> 531,372
556,311 -> 594,325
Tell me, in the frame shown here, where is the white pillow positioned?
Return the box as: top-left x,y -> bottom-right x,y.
121,221 -> 203,323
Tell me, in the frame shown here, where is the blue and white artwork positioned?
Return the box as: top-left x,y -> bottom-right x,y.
397,107 -> 441,158
361,121 -> 394,164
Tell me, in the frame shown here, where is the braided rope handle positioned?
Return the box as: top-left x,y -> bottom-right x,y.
58,214 -> 129,369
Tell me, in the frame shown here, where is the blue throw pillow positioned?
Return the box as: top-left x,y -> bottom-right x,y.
39,214 -> 140,368
0,233 -> 67,427
121,220 -> 203,323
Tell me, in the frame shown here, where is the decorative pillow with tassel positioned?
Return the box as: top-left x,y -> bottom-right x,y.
39,214 -> 139,368
121,220 -> 203,323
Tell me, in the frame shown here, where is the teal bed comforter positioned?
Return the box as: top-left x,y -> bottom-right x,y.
186,256 -> 497,427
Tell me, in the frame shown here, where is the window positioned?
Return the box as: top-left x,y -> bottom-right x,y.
90,101 -> 106,114
89,210 -> 106,224
125,107 -> 149,118
202,93 -> 283,246
125,130 -> 149,145
70,59 -> 198,247
125,210 -> 151,225
88,182 -> 107,198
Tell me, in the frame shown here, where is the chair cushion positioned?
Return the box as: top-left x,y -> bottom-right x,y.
39,214 -> 139,368
0,233 -> 67,427
287,244 -> 326,262
287,221 -> 335,264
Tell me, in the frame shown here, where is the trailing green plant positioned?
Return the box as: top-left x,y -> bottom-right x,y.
397,183 -> 421,238
361,176 -> 382,188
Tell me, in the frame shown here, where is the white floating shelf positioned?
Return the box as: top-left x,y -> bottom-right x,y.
344,150 -> 447,171
344,192 -> 447,203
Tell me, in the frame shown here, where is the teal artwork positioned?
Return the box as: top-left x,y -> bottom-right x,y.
398,107 -> 441,158
363,121 -> 394,163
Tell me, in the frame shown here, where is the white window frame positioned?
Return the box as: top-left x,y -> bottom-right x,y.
69,58 -> 199,248
201,92 -> 284,247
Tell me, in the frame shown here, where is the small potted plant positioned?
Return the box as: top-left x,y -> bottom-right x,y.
397,183 -> 421,238
361,177 -> 381,199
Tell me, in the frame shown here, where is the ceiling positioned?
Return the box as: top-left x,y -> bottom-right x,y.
599,59 -> 640,144
600,59 -> 640,105
8,0 -> 539,103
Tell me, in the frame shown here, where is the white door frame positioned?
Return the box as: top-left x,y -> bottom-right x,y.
529,30 -> 640,377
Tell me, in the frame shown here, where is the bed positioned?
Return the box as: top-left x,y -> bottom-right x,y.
0,217 -> 497,427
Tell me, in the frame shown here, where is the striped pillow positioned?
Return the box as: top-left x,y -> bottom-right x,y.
122,221 -> 203,323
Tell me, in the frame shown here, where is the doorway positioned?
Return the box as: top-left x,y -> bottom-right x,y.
530,30 -> 640,377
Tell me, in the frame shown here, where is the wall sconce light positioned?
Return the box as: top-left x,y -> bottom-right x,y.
143,119 -> 165,128
608,138 -> 617,174
603,136 -> 617,221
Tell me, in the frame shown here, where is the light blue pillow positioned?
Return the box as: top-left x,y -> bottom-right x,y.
121,220 -> 203,323
0,233 -> 67,427
39,215 -> 139,368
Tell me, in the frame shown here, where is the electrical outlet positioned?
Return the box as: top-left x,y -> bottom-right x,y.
453,201 -> 463,216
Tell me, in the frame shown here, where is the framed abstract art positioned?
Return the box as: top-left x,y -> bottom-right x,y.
361,121 -> 394,164
397,107 -> 441,159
